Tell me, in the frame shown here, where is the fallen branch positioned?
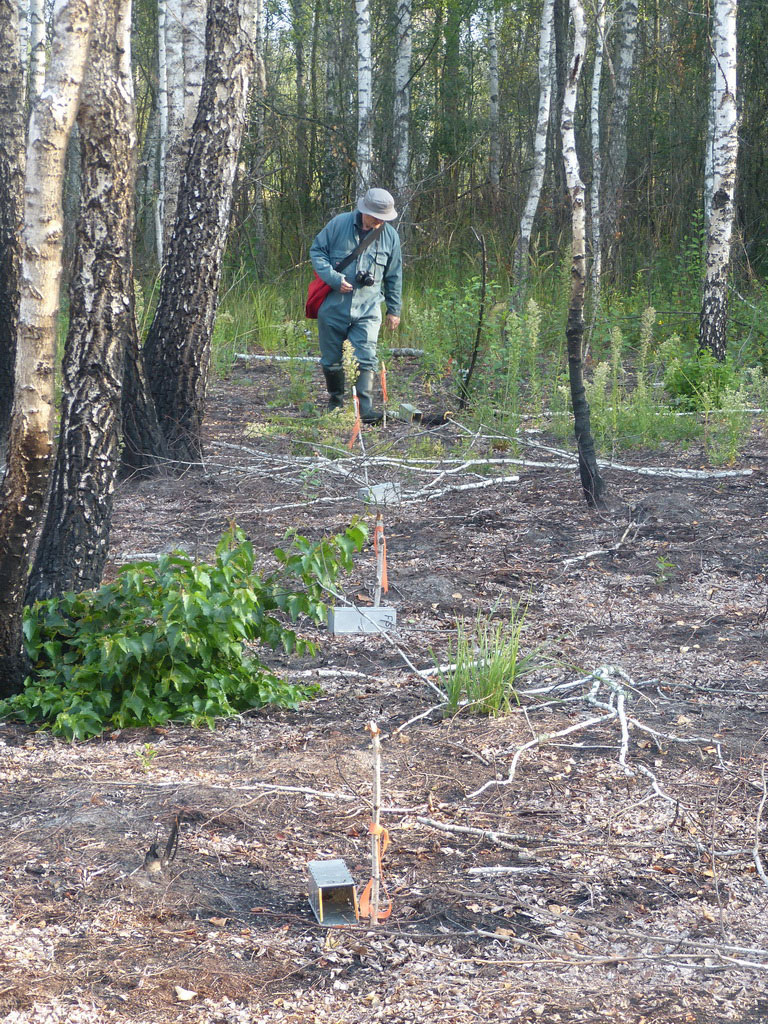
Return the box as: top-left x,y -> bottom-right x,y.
753,767 -> 768,890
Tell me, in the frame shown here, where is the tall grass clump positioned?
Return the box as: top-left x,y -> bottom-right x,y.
437,604 -> 541,717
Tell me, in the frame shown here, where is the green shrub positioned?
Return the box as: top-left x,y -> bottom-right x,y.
0,523 -> 367,740
664,348 -> 741,411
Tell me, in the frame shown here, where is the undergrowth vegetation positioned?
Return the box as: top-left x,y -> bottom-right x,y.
0,523 -> 367,740
210,253 -> 768,467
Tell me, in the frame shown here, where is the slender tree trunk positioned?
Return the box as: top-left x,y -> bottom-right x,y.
142,0 -> 256,465
156,0 -> 169,261
28,0 -> 137,602
27,0 -> 47,113
562,0 -> 603,508
161,0 -> 186,255
183,0 -> 207,125
0,0 -> 26,459
588,0 -> 607,332
17,0 -> 28,106
602,0 -> 638,275
355,0 -> 372,194
290,0 -> 310,214
699,0 -> 739,362
0,0 -> 93,697
487,9 -> 501,207
322,4 -> 346,215
392,0 -> 412,217
513,0 -> 555,308
251,0 -> 267,262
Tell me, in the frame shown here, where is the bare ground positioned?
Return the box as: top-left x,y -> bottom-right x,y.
2,357 -> 768,1023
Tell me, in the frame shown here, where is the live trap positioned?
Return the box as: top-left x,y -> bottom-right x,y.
307,859 -> 359,926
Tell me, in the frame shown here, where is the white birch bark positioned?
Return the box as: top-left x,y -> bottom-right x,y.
0,0 -> 93,692
392,0 -> 412,207
513,0 -> 554,305
322,3 -> 346,214
699,0 -> 739,361
602,0 -> 638,265
589,1 -> 607,315
703,47 -> 717,232
183,0 -> 207,127
156,0 -> 169,260
162,0 -> 186,254
487,9 -> 501,202
355,0 -> 372,194
29,0 -> 137,600
562,0 -> 587,304
17,0 -> 28,104
27,0 -> 46,110
251,0 -> 267,259
0,0 -> 26,456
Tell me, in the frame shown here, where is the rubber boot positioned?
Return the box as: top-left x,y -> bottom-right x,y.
354,369 -> 383,424
322,367 -> 345,410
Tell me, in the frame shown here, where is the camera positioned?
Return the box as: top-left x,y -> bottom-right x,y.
355,270 -> 374,287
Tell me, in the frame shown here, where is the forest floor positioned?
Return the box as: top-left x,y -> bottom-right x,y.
2,354 -> 768,1024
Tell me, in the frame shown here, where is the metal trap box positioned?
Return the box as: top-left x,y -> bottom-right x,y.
327,605 -> 397,634
357,482 -> 402,507
307,859 -> 359,926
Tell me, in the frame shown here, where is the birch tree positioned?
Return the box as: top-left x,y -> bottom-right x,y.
601,0 -> 638,272
0,0 -> 26,457
157,0 -> 207,261
513,0 -> 554,307
392,0 -> 412,211
0,0 -> 93,697
27,0 -> 47,112
356,0 -> 372,193
322,8 -> 345,214
28,0 -> 136,602
251,0 -> 267,260
142,0 -> 256,464
588,0 -> 607,321
562,0 -> 603,507
487,8 -> 501,206
699,0 -> 739,361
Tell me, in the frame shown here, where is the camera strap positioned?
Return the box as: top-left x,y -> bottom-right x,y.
333,222 -> 385,274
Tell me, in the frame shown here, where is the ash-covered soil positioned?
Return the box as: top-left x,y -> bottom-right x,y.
2,359 -> 767,1023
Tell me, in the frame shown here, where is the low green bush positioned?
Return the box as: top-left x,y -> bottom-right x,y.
0,523 -> 367,740
664,348 -> 741,411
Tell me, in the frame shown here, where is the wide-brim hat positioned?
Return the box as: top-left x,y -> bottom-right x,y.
357,187 -> 398,221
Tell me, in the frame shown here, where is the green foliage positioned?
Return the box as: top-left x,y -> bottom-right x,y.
0,523 -> 367,741
437,603 -> 542,717
663,347 -> 741,411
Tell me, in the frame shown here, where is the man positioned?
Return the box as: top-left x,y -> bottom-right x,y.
309,187 -> 402,423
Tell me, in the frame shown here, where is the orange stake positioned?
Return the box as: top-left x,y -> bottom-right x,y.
359,722 -> 392,923
373,515 -> 389,598
347,389 -> 362,450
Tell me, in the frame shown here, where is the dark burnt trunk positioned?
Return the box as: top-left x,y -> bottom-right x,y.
143,0 -> 255,466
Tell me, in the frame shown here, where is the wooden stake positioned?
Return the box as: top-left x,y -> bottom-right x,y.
369,720 -> 382,925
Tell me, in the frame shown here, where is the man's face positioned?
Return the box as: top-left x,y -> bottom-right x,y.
361,214 -> 384,231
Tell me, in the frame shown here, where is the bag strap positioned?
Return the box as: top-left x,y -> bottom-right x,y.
334,222 -> 385,273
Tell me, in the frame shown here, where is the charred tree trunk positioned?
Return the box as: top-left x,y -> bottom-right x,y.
142,0 -> 255,465
0,0 -> 93,697
27,0 -> 136,602
562,0 -> 603,508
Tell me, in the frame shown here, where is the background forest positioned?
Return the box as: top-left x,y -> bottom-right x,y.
128,0 -> 768,326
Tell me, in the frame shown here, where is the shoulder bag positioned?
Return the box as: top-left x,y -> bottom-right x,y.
305,223 -> 384,319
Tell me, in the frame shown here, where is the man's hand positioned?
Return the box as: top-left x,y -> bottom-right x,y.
386,314 -> 400,331
340,276 -> 353,293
